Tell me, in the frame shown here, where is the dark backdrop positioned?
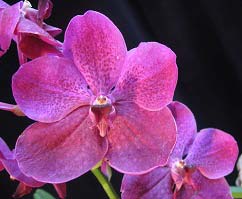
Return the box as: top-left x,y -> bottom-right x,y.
1,0 -> 242,198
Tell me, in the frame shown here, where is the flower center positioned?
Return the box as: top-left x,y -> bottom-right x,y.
171,159 -> 196,191
91,95 -> 115,137
93,95 -> 109,106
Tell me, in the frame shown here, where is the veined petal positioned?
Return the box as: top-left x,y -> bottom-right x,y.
168,101 -> 197,162
106,103 -> 176,174
112,42 -> 177,111
15,107 -> 108,183
176,171 -> 232,199
0,2 -> 21,57
12,56 -> 91,123
121,167 -> 173,199
185,128 -> 238,179
63,11 -> 127,95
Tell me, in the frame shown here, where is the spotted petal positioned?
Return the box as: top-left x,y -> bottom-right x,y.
112,42 -> 177,111
12,56 -> 91,123
185,128 -> 238,179
63,11 -> 127,95
15,107 -> 108,183
121,167 -> 173,199
106,103 -> 176,174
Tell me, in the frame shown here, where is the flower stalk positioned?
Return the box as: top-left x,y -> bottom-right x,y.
91,167 -> 120,199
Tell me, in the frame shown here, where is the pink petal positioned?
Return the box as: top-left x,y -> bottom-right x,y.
37,0 -> 53,20
185,128 -> 238,179
3,159 -> 44,187
18,34 -> 62,59
16,17 -> 60,46
43,23 -> 62,37
16,17 -> 61,59
12,183 -> 33,199
12,56 -> 91,123
0,162 -> 4,171
176,171 -> 232,199
0,0 -> 8,9
15,107 -> 108,183
0,137 -> 14,159
106,103 -> 176,174
168,101 -> 197,162
0,2 -> 20,57
121,167 -> 173,199
63,11 -> 127,95
53,183 -> 66,199
0,138 -> 44,187
112,42 -> 177,111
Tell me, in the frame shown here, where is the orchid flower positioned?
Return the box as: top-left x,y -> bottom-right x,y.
0,0 -> 62,64
121,101 -> 238,199
12,10 -> 178,183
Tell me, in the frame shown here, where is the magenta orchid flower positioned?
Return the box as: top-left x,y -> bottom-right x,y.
0,0 -> 61,63
0,138 -> 66,198
12,10 -> 178,183
121,101 -> 238,199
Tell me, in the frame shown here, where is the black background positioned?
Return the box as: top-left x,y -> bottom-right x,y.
0,0 -> 242,198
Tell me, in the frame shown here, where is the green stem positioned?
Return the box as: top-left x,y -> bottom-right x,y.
91,167 -> 120,199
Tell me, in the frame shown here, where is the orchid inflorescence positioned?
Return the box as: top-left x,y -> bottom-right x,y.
0,0 -> 240,199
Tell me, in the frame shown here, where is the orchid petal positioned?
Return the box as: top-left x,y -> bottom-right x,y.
37,0 -> 53,20
0,162 -> 4,171
176,171 -> 232,199
12,56 -> 91,123
0,2 -> 20,57
53,183 -> 66,199
15,107 -> 108,183
0,137 -> 14,159
63,11 -> 127,95
168,101 -> 197,161
43,23 -> 62,37
16,17 -> 61,59
106,103 -> 176,174
121,167 -> 173,199
0,138 -> 44,187
185,128 -> 238,179
112,42 -> 177,111
0,0 -> 8,9
12,183 -> 33,199
3,159 -> 44,187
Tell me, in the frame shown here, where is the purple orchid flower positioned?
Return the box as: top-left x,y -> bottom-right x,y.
12,11 -> 178,183
0,0 -> 62,63
0,138 -> 66,198
121,101 -> 238,199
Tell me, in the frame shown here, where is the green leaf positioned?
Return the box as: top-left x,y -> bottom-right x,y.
231,186 -> 242,198
33,189 -> 56,199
